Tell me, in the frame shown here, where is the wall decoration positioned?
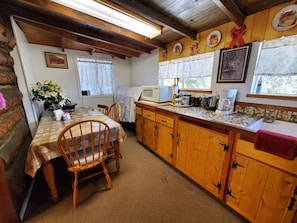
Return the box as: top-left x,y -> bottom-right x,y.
228,24 -> 246,49
190,42 -> 198,55
272,5 -> 297,31
45,52 -> 68,69
173,42 -> 183,56
217,44 -> 252,83
206,30 -> 221,48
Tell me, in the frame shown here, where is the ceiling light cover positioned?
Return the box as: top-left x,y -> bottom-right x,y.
51,0 -> 161,38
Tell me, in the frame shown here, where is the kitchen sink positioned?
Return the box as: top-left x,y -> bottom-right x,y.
246,118 -> 297,137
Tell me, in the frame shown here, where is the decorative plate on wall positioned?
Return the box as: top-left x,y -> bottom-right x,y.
173,42 -> 183,56
206,30 -> 221,47
272,5 -> 297,31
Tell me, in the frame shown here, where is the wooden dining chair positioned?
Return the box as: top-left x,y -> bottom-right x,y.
107,102 -> 121,122
57,119 -> 113,208
97,104 -> 109,115
107,102 -> 122,159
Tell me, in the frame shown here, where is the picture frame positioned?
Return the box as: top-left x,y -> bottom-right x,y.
44,52 -> 68,69
217,44 -> 252,83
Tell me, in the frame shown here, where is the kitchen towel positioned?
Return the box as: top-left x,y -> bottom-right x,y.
254,130 -> 297,160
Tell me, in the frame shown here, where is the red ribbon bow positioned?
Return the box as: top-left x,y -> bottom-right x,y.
228,24 -> 246,49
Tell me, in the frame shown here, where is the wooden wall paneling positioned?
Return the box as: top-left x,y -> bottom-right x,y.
243,14 -> 254,43
264,4 -> 284,40
159,1 -> 297,62
197,29 -> 208,54
250,10 -> 269,42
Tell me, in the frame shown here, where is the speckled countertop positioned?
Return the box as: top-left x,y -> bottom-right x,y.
157,104 -> 258,130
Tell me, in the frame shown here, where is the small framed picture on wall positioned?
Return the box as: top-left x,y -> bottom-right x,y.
217,44 -> 252,83
45,52 -> 68,69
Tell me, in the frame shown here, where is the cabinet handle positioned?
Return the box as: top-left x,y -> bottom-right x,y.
161,119 -> 167,123
212,182 -> 221,191
232,161 -> 245,169
226,189 -> 237,199
288,197 -> 296,211
176,132 -> 180,146
294,186 -> 297,196
219,143 -> 228,151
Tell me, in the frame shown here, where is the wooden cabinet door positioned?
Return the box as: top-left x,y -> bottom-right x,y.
226,154 -> 269,220
155,113 -> 174,163
176,121 -> 229,197
142,109 -> 156,151
135,114 -> 143,142
156,124 -> 173,163
256,169 -> 297,223
227,153 -> 297,223
143,118 -> 156,151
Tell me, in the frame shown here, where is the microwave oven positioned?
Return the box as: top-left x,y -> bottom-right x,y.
141,85 -> 172,103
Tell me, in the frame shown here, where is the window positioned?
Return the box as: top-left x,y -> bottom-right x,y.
251,35 -> 297,95
75,57 -> 115,96
158,52 -> 214,90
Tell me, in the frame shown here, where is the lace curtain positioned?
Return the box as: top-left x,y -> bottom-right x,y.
254,35 -> 297,76
158,52 -> 214,79
76,58 -> 115,95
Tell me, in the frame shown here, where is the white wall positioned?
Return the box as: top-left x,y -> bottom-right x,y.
130,49 -> 159,86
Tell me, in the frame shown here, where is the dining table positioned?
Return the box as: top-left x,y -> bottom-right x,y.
25,107 -> 127,202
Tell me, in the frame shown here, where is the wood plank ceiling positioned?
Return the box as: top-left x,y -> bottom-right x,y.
0,0 -> 291,59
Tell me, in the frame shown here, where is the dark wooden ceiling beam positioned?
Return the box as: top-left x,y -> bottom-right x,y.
0,0 -> 154,54
107,0 -> 197,40
212,0 -> 244,27
24,0 -> 166,49
14,17 -> 141,58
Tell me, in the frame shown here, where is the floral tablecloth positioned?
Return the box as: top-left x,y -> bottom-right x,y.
25,107 -> 127,177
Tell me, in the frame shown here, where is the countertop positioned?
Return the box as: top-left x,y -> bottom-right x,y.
137,101 -> 297,138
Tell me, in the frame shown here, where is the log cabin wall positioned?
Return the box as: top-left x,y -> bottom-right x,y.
159,1 -> 297,61
0,15 -> 31,223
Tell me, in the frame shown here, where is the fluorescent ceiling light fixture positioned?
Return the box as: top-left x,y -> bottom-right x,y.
51,0 -> 161,38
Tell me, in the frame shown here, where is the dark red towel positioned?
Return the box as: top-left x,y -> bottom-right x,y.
254,130 -> 297,160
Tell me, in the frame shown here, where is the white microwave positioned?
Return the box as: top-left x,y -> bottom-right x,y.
141,85 -> 172,103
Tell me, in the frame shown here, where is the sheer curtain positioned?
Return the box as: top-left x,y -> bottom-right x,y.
253,35 -> 297,95
254,35 -> 297,76
158,52 -> 214,79
76,58 -> 115,96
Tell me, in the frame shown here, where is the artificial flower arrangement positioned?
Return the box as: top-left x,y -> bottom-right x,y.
32,80 -> 67,109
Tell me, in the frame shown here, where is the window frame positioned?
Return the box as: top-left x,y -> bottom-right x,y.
74,55 -> 115,98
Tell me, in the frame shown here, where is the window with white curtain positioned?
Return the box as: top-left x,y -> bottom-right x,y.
158,52 -> 214,90
75,57 -> 115,96
252,35 -> 297,95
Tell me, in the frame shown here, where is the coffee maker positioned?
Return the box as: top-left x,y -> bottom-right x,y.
215,89 -> 237,115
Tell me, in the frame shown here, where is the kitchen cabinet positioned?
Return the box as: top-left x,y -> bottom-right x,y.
176,120 -> 231,199
142,109 -> 156,151
155,113 -> 174,163
226,135 -> 297,223
135,107 -> 143,142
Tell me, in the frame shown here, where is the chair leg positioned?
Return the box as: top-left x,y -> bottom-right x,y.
73,172 -> 79,208
101,162 -> 113,189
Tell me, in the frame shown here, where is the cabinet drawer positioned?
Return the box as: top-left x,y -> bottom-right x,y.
143,109 -> 155,121
156,114 -> 174,128
135,107 -> 142,115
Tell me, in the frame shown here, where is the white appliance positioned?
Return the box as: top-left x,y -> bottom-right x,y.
215,89 -> 237,115
141,85 -> 172,103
